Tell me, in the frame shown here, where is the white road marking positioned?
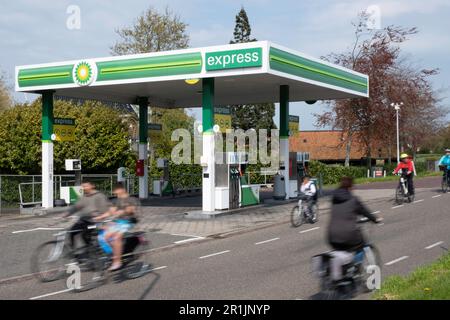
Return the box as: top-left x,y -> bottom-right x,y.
174,237 -> 205,244
299,227 -> 320,234
385,256 -> 409,266
255,238 -> 280,245
29,288 -> 73,300
432,195 -> 441,198
371,211 -> 381,214
12,227 -> 64,234
199,250 -> 230,259
149,266 -> 168,272
391,205 -> 404,209
425,241 -> 444,250
413,199 -> 424,203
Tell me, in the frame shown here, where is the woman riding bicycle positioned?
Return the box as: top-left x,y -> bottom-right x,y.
438,148 -> 450,184
94,183 -> 139,271
392,153 -> 415,196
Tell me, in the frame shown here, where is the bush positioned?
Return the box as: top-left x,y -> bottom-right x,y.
308,160 -> 367,185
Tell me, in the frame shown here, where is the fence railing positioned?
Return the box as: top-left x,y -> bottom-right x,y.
0,170 -> 278,214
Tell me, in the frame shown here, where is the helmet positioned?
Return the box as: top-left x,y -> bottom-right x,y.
400,153 -> 409,159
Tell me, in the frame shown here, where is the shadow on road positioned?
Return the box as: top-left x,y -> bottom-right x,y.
138,271 -> 161,300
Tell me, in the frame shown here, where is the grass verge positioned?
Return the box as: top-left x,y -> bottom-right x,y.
373,252 -> 450,300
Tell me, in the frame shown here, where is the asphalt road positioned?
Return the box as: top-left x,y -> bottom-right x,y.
0,184 -> 449,300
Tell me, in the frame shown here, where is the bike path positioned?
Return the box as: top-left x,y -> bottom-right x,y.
0,188 -> 448,299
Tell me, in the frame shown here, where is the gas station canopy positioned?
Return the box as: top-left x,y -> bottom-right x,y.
15,41 -> 368,106
15,40 -> 368,213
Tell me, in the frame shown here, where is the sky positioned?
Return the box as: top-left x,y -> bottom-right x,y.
1,0 -> 449,130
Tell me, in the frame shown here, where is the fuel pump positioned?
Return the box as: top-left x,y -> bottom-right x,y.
152,158 -> 173,196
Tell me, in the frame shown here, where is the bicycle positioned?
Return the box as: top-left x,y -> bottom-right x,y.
312,218 -> 382,300
439,166 -> 449,193
31,218 -> 151,291
291,193 -> 318,227
395,172 -> 414,204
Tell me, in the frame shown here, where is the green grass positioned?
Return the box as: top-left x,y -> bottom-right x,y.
373,252 -> 450,300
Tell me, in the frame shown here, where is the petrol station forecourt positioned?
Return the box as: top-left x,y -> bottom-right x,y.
15,40 -> 369,215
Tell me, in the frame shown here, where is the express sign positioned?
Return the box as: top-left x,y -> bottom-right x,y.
205,48 -> 262,71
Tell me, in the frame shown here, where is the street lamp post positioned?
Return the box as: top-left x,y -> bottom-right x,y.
391,102 -> 403,164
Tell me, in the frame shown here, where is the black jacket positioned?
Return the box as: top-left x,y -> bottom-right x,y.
327,188 -> 377,251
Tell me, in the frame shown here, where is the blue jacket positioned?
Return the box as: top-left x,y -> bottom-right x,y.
439,155 -> 450,169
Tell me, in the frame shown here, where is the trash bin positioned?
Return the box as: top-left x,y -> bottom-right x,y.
273,173 -> 286,200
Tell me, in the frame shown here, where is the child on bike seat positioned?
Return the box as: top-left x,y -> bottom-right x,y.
94,183 -> 139,271
299,175 -> 317,215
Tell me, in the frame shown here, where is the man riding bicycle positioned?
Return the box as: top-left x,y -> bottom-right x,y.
438,148 -> 450,184
392,153 -> 415,196
298,175 -> 317,218
63,181 -> 111,249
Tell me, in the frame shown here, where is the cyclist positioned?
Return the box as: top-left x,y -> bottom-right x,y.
438,148 -> 450,185
63,181 -> 111,249
326,177 -> 382,281
392,153 -> 415,196
299,175 -> 317,218
94,183 -> 139,271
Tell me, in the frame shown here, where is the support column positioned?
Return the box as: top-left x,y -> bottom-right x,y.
42,91 -> 54,208
138,97 -> 149,199
202,78 -> 215,212
280,85 -> 290,199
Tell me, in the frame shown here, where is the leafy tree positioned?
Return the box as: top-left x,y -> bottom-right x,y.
315,12 -> 442,168
229,7 -> 275,131
110,6 -> 194,160
0,72 -> 11,112
110,6 -> 189,55
0,100 -> 135,174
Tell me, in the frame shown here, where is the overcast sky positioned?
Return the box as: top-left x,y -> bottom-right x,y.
1,0 -> 449,130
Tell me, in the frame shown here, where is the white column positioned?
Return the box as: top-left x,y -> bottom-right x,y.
202,133 -> 215,211
139,143 -> 148,198
280,137 -> 290,200
42,142 -> 54,208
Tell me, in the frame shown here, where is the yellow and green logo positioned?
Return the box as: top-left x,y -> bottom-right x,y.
73,60 -> 97,86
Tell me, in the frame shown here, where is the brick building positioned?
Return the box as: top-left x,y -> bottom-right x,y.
289,130 -> 391,165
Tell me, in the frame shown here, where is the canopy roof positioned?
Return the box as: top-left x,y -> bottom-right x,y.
15,41 -> 368,107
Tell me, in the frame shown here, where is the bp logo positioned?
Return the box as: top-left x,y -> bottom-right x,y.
73,60 -> 97,86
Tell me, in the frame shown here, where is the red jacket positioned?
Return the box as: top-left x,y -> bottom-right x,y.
393,160 -> 414,174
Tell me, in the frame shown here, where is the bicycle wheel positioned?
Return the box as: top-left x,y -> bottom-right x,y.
442,178 -> 449,193
122,232 -> 151,280
31,241 -> 72,282
309,203 -> 319,224
73,247 -> 108,292
291,205 -> 305,227
358,245 -> 382,293
395,186 -> 404,205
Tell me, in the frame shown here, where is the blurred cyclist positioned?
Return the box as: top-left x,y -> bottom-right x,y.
326,177 -> 382,282
438,148 -> 450,182
94,183 -> 139,271
299,175 -> 317,218
393,153 -> 415,196
63,181 -> 111,249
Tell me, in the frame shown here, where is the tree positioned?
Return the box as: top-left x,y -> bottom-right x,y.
316,12 -> 422,169
0,72 -> 11,112
110,6 -> 194,160
110,6 -> 189,55
229,7 -> 275,131
0,100 -> 135,174
230,7 -> 256,44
